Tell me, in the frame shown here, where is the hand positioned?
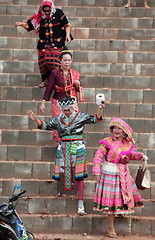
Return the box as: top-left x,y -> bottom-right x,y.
142,155 -> 148,161
98,100 -> 110,110
74,80 -> 80,87
98,103 -> 105,109
93,175 -> 100,182
15,21 -> 26,28
27,109 -> 37,121
66,35 -> 71,43
141,155 -> 148,171
97,103 -> 105,119
15,22 -> 21,27
40,102 -> 45,113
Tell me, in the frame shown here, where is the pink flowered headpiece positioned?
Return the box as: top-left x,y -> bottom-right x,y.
109,118 -> 135,144
30,0 -> 55,34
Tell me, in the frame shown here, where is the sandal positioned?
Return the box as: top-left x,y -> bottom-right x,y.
107,232 -> 118,238
39,82 -> 47,88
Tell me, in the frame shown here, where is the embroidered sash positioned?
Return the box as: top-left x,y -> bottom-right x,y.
70,69 -> 85,102
64,141 -> 72,190
60,111 -> 79,190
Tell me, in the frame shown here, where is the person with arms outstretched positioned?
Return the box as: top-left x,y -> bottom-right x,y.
28,97 -> 105,215
15,0 -> 72,88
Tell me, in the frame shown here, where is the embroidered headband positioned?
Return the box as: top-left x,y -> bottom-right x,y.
58,97 -> 75,109
109,118 -> 135,144
61,50 -> 71,53
60,49 -> 73,60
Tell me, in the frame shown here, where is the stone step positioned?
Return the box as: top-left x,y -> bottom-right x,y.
1,100 -> 155,119
0,86 -> 155,104
0,191 -> 154,217
0,144 -> 155,163
0,129 -> 155,148
0,73 -> 155,90
0,25 -> 36,38
0,0 -> 155,7
0,160 -> 154,183
0,113 -> 155,131
0,144 -> 56,162
1,25 -> 155,40
1,48 -> 37,61
61,6 -> 155,18
31,233 -> 155,240
57,0 -> 155,8
0,37 -> 38,49
1,100 -> 155,120
2,60 -> 155,77
72,28 -> 155,40
0,0 -> 154,238
0,73 -> 42,87
0,211 -> 153,237
2,15 -> 155,29
0,175 -> 154,200
3,48 -> 155,65
2,2 -> 155,17
0,0 -> 40,5
1,38 -> 155,53
0,144 -> 154,164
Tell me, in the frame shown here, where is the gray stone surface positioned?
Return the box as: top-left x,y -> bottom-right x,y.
8,146 -> 25,161
0,0 -> 155,236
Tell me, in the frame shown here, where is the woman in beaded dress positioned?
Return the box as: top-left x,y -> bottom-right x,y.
15,0 -> 72,88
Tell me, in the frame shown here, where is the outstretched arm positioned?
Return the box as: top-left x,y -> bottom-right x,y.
27,109 -> 42,127
15,21 -> 27,29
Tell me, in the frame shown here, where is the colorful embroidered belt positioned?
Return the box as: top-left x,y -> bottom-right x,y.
62,135 -> 83,190
61,135 -> 83,141
54,84 -> 75,92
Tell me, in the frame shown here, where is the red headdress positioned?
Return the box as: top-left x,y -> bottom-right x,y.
30,0 -> 56,34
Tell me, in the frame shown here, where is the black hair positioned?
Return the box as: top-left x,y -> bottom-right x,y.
42,5 -> 51,9
110,126 -> 114,132
60,51 -> 72,61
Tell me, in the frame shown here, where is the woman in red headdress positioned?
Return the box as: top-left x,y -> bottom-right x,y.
15,0 -> 72,88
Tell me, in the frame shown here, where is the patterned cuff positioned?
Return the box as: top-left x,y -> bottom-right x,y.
92,165 -> 100,175
95,113 -> 102,122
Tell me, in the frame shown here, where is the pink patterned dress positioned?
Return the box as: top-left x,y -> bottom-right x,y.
93,136 -> 144,215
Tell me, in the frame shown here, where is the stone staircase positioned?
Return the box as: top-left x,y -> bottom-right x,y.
0,0 -> 155,238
